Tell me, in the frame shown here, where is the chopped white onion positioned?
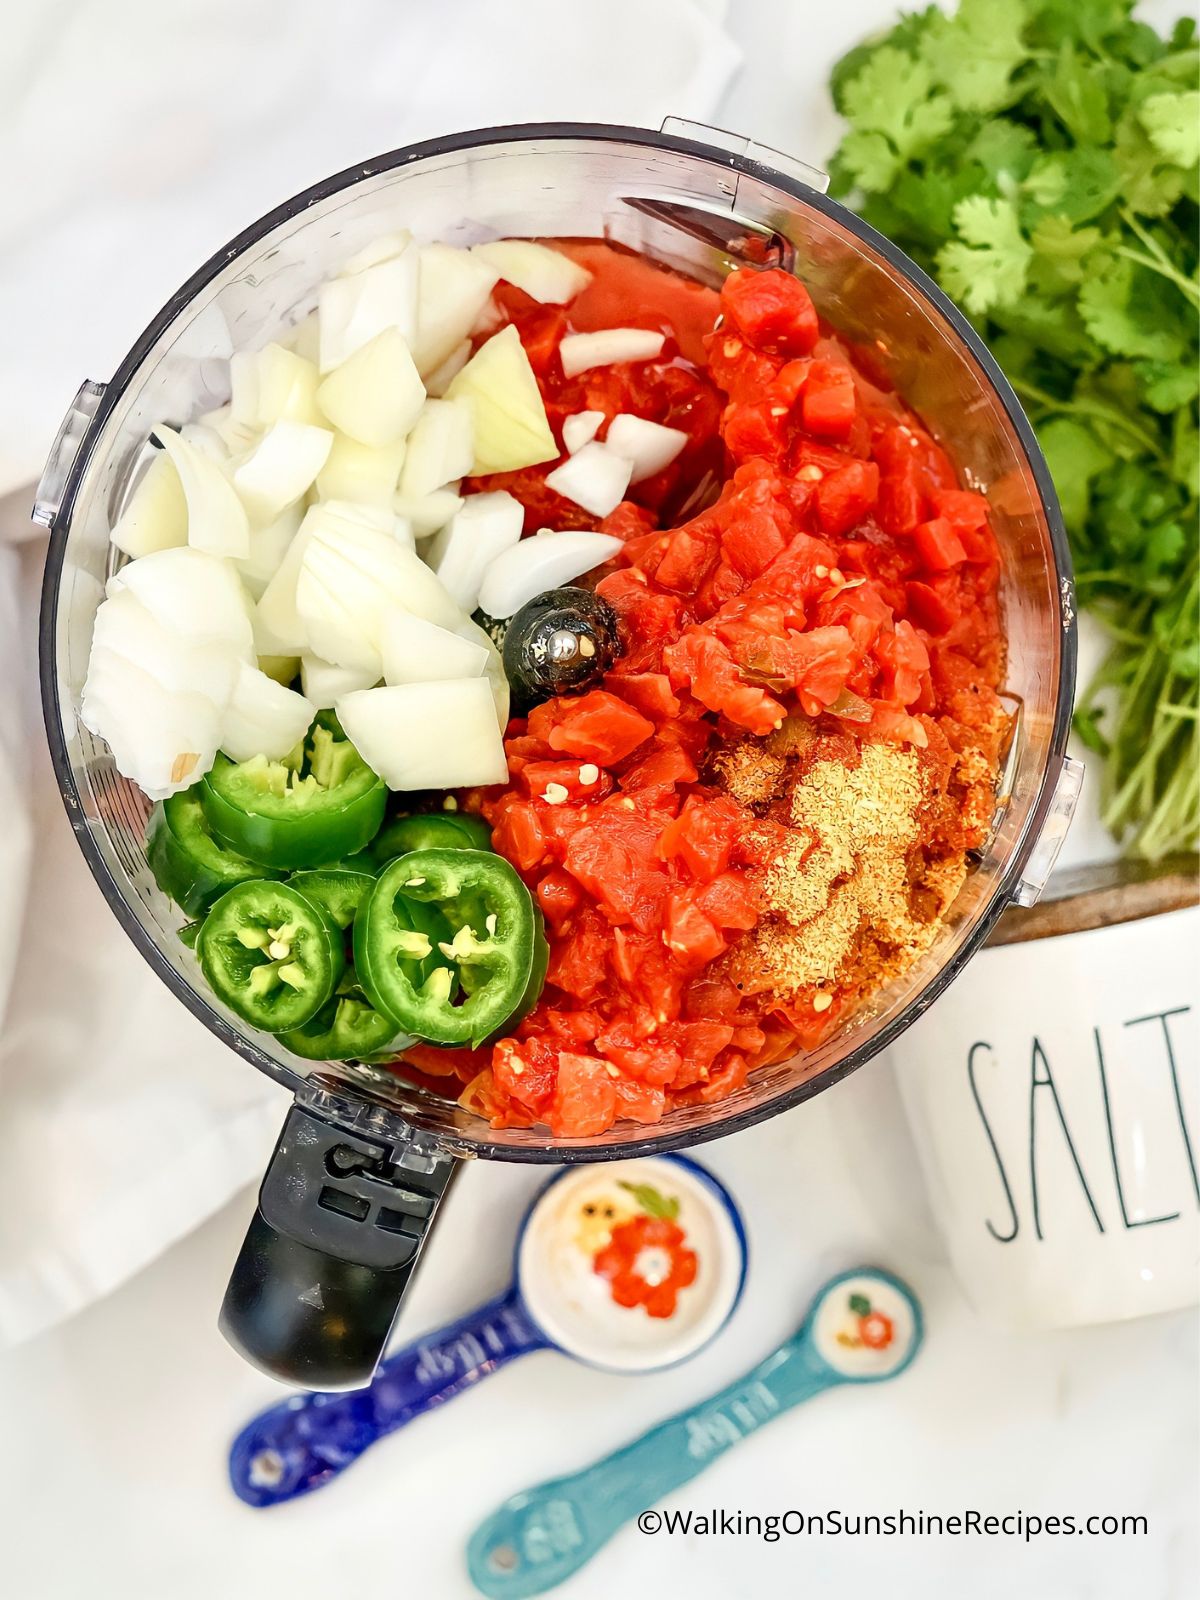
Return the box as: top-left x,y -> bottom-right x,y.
559,327 -> 665,378
318,245 -> 420,371
472,240 -> 591,305
153,425 -> 250,559
426,490 -> 524,613
220,661 -> 315,762
336,680 -> 507,790
81,651 -> 222,801
179,422 -> 228,462
107,546 -> 254,657
241,344 -> 324,430
397,399 -> 474,500
315,432 -> 408,506
477,530 -> 623,620
300,654 -> 379,709
110,450 -> 188,558
412,243 -> 499,376
285,311 -> 321,366
199,404 -> 259,455
317,327 -> 426,447
544,441 -> 633,517
233,420 -> 333,522
562,410 -> 604,454
339,231 -> 412,276
381,611 -> 489,686
605,413 -> 688,483
294,503 -> 467,674
445,325 -> 557,474
236,502 -> 304,601
392,488 -> 464,540
423,341 -> 473,397
455,613 -> 510,730
91,588 -> 239,707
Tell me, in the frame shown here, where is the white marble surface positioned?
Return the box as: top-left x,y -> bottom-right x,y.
2,2 -> 1197,1598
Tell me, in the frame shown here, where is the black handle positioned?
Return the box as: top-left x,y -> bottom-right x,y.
220,1102 -> 459,1390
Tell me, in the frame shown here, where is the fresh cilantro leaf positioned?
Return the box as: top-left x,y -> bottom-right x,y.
1113,108 -> 1189,216
1171,411 -> 1200,498
917,0 -> 1027,113
1038,417 -> 1112,526
965,121 -> 1039,185
841,47 -> 955,162
835,129 -> 901,194
1134,360 -> 1200,413
1078,261 -> 1190,360
1022,147 -> 1122,223
1138,91 -> 1200,169
1037,44 -> 1113,145
828,0 -> 1199,858
1029,216 -> 1105,291
937,196 -> 1032,313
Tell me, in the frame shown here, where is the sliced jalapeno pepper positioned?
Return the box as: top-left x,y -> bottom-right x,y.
197,880 -> 345,1032
201,717 -> 386,870
355,849 -> 542,1047
286,867 -> 376,931
280,972 -> 407,1061
147,788 -> 274,916
372,810 -> 493,864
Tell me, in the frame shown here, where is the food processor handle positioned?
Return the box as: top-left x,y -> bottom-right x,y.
466,1337 -> 843,1598
228,1284 -> 548,1507
220,1101 -> 460,1391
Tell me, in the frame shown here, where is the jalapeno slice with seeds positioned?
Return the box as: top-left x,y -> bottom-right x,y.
355,850 -> 542,1047
372,810 -> 492,864
201,716 -> 386,870
147,788 -> 275,916
197,880 -> 345,1033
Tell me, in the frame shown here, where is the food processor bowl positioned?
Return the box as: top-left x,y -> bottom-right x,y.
37,122 -> 1081,1387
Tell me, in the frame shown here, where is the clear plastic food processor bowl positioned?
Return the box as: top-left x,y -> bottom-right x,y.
37,123 -> 1082,1386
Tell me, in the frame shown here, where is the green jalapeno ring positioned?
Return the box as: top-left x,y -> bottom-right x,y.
355,849 -> 542,1048
201,720 -> 386,871
280,978 -> 408,1061
197,880 -> 345,1033
147,788 -> 275,917
371,810 -> 493,866
286,867 -> 377,932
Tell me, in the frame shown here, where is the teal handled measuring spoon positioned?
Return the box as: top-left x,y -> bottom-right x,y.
466,1267 -> 922,1599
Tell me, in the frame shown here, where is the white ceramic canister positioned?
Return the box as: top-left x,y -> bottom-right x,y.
892,879 -> 1198,1330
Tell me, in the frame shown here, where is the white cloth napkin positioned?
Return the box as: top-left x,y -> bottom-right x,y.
0,0 -> 740,1347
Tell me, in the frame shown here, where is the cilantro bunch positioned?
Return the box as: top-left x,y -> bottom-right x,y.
829,0 -> 1199,859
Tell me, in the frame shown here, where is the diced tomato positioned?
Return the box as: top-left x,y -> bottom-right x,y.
663,891 -> 727,967
815,460 -> 879,536
536,868 -> 584,929
913,517 -> 968,571
543,691 -> 655,763
905,580 -> 956,635
608,672 -> 680,722
658,793 -> 744,881
720,267 -> 819,357
490,798 -> 550,873
519,760 -> 613,803
547,1053 -> 618,1138
801,360 -> 857,440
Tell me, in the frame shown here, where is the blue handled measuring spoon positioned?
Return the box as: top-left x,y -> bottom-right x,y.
466,1267 -> 922,1598
229,1154 -> 747,1507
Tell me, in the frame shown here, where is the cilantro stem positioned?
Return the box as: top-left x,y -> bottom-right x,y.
1010,377 -> 1168,460
1114,245 -> 1200,310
